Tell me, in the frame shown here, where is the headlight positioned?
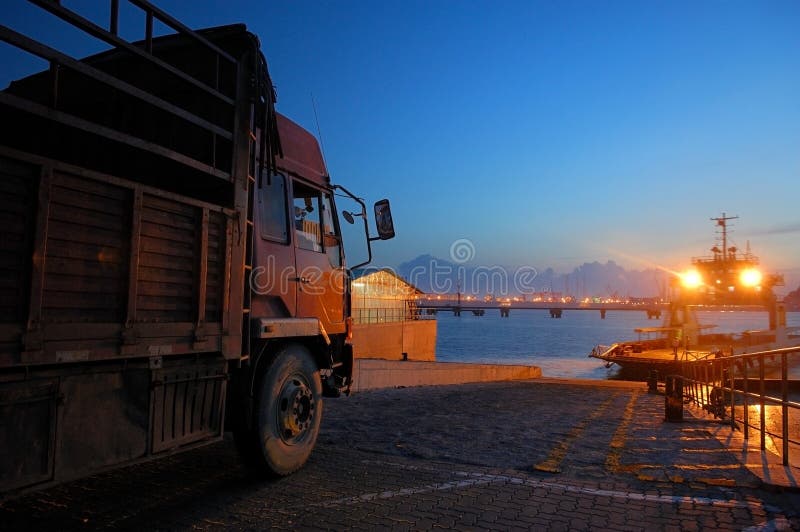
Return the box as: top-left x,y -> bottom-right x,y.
739,268 -> 762,287
680,270 -> 702,288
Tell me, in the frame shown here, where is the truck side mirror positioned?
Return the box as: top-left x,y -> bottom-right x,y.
373,199 -> 395,240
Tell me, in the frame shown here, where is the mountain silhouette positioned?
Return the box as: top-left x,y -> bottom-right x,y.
392,255 -> 669,298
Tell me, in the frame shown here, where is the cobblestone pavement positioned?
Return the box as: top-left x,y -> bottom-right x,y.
2,379 -> 799,531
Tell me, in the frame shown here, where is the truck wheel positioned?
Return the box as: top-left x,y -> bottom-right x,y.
239,343 -> 323,477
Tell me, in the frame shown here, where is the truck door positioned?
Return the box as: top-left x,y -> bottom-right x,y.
291,180 -> 346,333
253,171 -> 296,317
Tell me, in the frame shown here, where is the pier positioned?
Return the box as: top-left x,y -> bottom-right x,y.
420,302 -> 665,319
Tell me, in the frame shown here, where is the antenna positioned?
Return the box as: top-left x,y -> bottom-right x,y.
311,92 -> 328,169
710,213 -> 738,261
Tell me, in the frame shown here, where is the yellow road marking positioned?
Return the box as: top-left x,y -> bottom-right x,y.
533,393 -> 620,473
605,389 -> 640,473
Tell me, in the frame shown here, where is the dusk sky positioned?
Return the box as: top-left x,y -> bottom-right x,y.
3,1 -> 800,287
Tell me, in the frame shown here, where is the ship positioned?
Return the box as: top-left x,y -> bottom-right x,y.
589,214 -> 798,375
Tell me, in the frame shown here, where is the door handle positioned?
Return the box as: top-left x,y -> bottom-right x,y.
293,276 -> 311,284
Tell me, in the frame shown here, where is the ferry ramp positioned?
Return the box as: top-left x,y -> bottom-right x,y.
1,379 -> 798,531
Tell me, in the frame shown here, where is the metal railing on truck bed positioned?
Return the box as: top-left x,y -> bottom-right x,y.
2,0 -> 242,199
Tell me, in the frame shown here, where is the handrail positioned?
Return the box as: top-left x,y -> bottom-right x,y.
679,345 -> 800,468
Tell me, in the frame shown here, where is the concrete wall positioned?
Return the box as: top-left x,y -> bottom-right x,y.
352,320 -> 437,361
351,359 -> 542,392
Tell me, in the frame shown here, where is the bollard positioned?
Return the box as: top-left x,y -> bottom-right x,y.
647,370 -> 659,394
664,375 -> 683,422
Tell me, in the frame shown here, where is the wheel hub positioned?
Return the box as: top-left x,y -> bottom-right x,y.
278,377 -> 315,442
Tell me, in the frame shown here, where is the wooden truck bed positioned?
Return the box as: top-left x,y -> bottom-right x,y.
0,148 -> 236,368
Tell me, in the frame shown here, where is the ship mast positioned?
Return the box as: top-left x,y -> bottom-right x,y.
711,213 -> 738,261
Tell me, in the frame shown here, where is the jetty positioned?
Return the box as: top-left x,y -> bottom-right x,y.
418,301 -> 666,319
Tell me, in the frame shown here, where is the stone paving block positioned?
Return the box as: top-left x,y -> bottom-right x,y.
2,380 -> 800,530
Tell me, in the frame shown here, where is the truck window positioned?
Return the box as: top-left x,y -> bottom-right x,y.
259,172 -> 289,243
322,193 -> 342,268
293,180 -> 323,252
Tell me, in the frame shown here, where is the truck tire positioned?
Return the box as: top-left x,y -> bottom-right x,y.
237,343 -> 323,477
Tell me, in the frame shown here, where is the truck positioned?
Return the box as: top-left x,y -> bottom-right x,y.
0,0 -> 394,495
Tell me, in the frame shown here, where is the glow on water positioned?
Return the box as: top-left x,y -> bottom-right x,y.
434,310 -> 800,380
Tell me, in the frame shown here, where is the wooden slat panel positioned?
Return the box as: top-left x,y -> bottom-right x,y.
138,280 -> 193,298
195,209 -> 209,326
46,256 -> 125,279
138,251 -> 193,271
140,235 -> 195,258
135,195 -> 199,323
0,276 -> 20,289
0,177 -> 29,196
0,193 -> 29,215
0,212 -> 34,234
0,288 -> 18,313
47,220 -> 128,249
140,220 -> 196,244
0,157 -> 37,324
42,291 -> 122,310
48,202 -> 126,232
48,189 -> 127,220
53,171 -> 130,201
45,239 -> 126,264
0,249 -> 26,267
137,296 -> 193,312
144,194 -> 197,218
43,172 -> 130,323
204,210 -> 225,322
141,207 -> 197,232
39,308 -> 117,323
138,265 -> 193,284
43,274 -> 122,294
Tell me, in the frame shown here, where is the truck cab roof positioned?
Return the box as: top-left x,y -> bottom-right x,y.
275,113 -> 329,187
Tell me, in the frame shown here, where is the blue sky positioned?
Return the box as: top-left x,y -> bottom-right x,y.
3,1 -> 800,286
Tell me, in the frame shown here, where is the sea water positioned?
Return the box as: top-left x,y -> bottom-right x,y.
434,310 -> 800,379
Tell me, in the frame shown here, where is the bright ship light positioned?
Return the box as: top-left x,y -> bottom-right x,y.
739,268 -> 762,287
680,269 -> 703,288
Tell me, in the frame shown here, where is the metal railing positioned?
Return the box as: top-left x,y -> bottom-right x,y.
680,346 -> 800,467
352,307 -> 435,325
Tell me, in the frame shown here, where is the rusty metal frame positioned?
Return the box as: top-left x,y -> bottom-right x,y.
0,26 -> 233,141
0,92 -> 231,180
28,0 -> 236,105
3,0 -> 245,195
